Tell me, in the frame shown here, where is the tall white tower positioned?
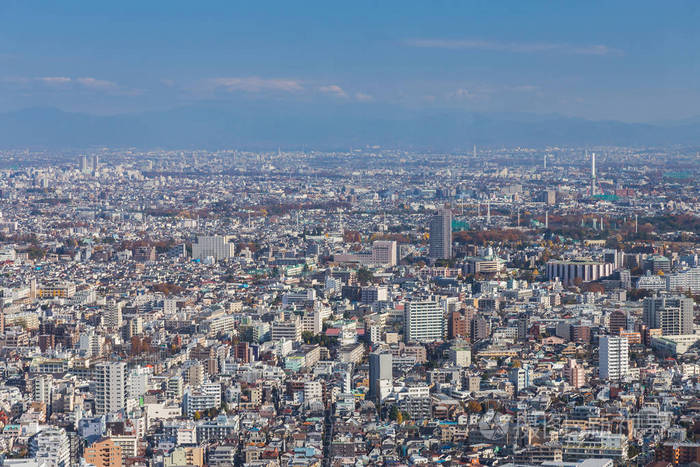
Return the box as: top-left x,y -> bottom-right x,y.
591,152 -> 596,196
599,336 -> 628,380
95,361 -> 127,414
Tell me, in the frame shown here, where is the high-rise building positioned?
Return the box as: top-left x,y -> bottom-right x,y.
509,364 -> 533,392
32,374 -> 53,406
564,359 -> 586,388
167,375 -> 184,400
470,315 -> 490,342
185,362 -> 205,388
429,208 -> 452,260
103,300 -> 123,330
447,310 -> 470,340
517,316 -> 529,341
183,382 -> 221,418
29,427 -> 71,467
541,189 -> 557,205
127,367 -> 151,399
591,152 -> 596,196
609,310 -> 628,335
404,300 -> 444,343
94,361 -> 127,415
599,336 -> 629,380
368,350 -> 392,401
80,155 -> 90,174
643,295 -> 694,336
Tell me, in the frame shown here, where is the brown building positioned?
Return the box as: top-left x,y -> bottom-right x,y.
235,342 -> 251,363
656,442 -> 700,465
84,438 -> 123,467
609,310 -> 627,335
470,315 -> 490,342
133,246 -> 156,262
38,334 -> 55,352
447,310 -> 470,340
571,325 -> 591,343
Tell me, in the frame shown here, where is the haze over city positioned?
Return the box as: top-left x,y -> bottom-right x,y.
2,1 -> 700,148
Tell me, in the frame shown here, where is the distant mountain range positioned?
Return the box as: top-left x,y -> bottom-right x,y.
1,105 -> 700,150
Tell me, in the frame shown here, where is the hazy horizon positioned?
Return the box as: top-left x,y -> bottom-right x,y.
2,1 -> 700,127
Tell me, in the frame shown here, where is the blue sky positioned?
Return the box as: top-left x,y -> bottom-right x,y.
1,1 -> 699,122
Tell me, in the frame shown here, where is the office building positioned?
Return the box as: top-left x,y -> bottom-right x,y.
643,295 -> 694,335
361,285 -> 388,304
371,240 -> 397,266
271,314 -> 302,343
429,208 -> 452,260
368,350 -> 392,401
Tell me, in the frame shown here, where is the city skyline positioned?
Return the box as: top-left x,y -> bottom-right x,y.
0,3 -> 698,466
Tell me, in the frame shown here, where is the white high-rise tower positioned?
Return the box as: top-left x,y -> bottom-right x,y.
94,361 -> 127,414
591,152 -> 596,196
599,336 -> 628,380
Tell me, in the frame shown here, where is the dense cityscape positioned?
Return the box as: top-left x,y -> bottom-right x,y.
0,146 -> 695,466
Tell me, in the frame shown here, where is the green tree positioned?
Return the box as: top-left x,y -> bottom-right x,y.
389,405 -> 399,421
357,268 -> 374,284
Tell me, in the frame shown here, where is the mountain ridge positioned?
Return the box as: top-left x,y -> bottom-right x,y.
1,105 -> 699,150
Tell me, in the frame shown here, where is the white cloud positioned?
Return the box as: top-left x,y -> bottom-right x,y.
3,76 -> 138,95
319,84 -> 348,98
354,92 -> 374,102
35,77 -> 72,85
406,38 -> 621,56
209,77 -> 303,93
76,77 -> 118,89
